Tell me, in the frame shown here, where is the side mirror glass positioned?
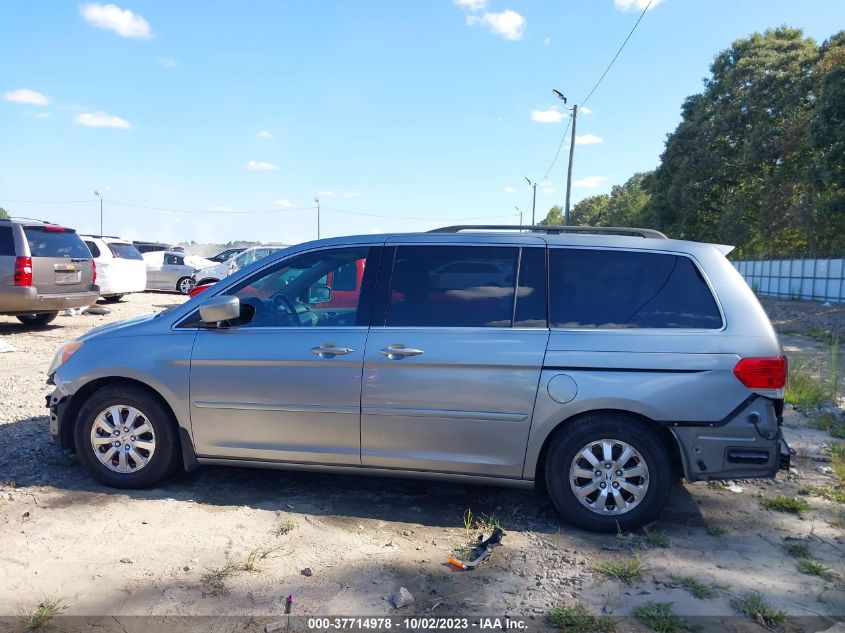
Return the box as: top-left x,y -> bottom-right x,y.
199,295 -> 240,325
309,284 -> 332,304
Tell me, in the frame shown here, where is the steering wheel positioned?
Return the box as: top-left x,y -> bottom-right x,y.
272,294 -> 308,326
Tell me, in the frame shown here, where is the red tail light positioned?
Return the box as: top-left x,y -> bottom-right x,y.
14,256 -> 32,287
43,225 -> 67,232
92,259 -> 97,285
733,356 -> 788,390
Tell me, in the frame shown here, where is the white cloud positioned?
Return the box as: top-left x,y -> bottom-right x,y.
342,192 -> 361,199
4,88 -> 49,106
580,106 -> 593,115
543,36 -> 551,46
75,110 -> 132,129
614,0 -> 663,11
574,176 -> 605,188
257,130 -> 272,139
273,199 -> 295,208
211,205 -> 233,212
542,187 -> 555,194
531,107 -> 565,123
318,191 -> 337,197
80,3 -> 153,39
576,133 -> 603,145
467,10 -> 526,41
246,160 -> 278,171
504,187 -> 516,193
159,57 -> 178,68
453,0 -> 487,10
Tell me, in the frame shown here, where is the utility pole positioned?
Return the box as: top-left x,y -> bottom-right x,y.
524,177 -> 537,225
515,206 -> 522,228
314,196 -> 320,239
564,104 -> 578,226
94,190 -> 102,234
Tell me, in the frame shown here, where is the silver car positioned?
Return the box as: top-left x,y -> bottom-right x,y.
46,226 -> 789,532
142,250 -> 198,295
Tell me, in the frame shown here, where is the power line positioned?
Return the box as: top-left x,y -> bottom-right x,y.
107,200 -> 313,215
580,0 -> 654,109
538,116 -> 572,185
0,197 -> 92,205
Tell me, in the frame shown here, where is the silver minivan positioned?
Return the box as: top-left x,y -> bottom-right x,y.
46,226 -> 789,532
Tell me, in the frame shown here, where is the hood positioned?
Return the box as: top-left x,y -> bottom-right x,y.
77,312 -> 158,342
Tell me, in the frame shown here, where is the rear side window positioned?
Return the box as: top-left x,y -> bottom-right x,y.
108,242 -> 143,260
549,248 -> 722,329
0,226 -> 15,256
165,254 -> 184,265
24,228 -> 91,258
84,240 -> 101,258
385,246 -> 518,327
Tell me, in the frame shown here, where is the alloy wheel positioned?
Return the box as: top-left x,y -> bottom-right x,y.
569,438 -> 649,515
90,405 -> 156,473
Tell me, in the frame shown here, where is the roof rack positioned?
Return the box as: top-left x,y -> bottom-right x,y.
8,216 -> 57,225
428,225 -> 668,239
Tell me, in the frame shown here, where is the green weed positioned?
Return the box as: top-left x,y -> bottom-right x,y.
760,495 -> 811,514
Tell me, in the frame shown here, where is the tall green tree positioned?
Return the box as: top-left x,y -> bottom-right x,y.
0,207 -> 8,219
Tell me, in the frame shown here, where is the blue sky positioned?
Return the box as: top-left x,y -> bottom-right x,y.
1,1 -> 843,245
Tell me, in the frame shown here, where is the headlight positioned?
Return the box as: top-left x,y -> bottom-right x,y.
47,341 -> 83,376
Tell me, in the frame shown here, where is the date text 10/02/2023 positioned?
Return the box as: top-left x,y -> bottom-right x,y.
304,617 -> 528,630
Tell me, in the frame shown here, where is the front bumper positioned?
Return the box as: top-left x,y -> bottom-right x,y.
46,385 -> 71,449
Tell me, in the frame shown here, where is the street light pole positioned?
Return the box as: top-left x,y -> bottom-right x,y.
515,206 -> 522,228
314,196 -> 320,239
94,190 -> 102,234
524,177 -> 537,225
552,89 -> 578,226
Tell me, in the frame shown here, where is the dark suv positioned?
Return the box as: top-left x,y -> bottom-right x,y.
0,218 -> 99,326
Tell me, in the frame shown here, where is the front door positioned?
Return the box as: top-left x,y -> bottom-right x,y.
190,245 -> 381,465
361,242 -> 549,478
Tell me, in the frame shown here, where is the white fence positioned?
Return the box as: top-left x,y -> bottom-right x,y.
733,258 -> 845,303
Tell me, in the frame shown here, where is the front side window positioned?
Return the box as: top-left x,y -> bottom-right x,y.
385,246 -> 519,328
226,247 -> 373,327
549,248 -> 722,329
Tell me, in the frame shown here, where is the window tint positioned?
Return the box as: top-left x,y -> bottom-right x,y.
84,240 -> 101,258
24,228 -> 91,258
386,246 -> 518,328
514,248 -> 547,328
227,247 -> 372,328
165,254 -> 183,265
108,242 -> 143,260
549,249 -> 722,329
0,226 -> 14,256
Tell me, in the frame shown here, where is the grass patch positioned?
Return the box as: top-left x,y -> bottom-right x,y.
707,481 -> 728,491
669,575 -> 729,599
831,443 -> 845,485
760,495 -> 811,514
643,529 -> 670,549
705,524 -> 727,536
18,598 -> 66,629
201,563 -> 240,596
812,411 -> 845,439
798,485 -> 845,503
272,519 -> 297,537
597,554 -> 646,583
547,603 -> 614,633
730,591 -> 786,628
781,538 -> 813,558
633,602 -> 687,633
475,512 -> 501,532
797,559 -> 839,580
786,340 -> 840,408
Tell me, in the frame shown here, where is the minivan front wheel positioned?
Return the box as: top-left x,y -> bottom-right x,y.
74,385 -> 180,488
16,312 -> 58,327
545,413 -> 672,533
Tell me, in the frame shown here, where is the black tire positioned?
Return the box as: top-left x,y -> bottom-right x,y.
102,294 -> 124,303
176,277 -> 194,295
74,385 -> 181,489
544,412 -> 672,533
16,312 -> 58,327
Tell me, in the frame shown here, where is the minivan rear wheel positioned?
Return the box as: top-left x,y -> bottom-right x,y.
74,385 -> 180,488
544,413 -> 672,533
16,312 -> 58,327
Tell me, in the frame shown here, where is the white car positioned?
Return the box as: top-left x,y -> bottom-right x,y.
142,251 -> 215,294
193,245 -> 287,288
81,235 -> 147,302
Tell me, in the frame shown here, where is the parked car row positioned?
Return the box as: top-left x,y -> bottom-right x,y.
1,216 -> 268,327
190,244 -> 287,297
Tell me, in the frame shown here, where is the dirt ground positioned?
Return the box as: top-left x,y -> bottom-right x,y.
0,294 -> 843,631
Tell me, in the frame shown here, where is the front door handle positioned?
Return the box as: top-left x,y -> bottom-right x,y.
311,342 -> 354,358
379,344 -> 424,360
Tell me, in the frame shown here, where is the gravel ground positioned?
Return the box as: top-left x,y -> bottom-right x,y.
0,293 -> 843,631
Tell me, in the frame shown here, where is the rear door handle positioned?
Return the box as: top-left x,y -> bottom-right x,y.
379,344 -> 424,360
310,343 -> 354,358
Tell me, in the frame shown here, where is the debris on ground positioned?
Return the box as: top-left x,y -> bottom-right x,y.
448,527 -> 506,570
0,339 -> 16,353
390,587 -> 414,609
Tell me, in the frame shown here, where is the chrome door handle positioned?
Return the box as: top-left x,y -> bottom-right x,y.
379,344 -> 424,360
310,343 -> 354,358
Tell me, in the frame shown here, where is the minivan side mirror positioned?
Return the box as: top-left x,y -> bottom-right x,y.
309,284 -> 332,304
199,295 -> 240,325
